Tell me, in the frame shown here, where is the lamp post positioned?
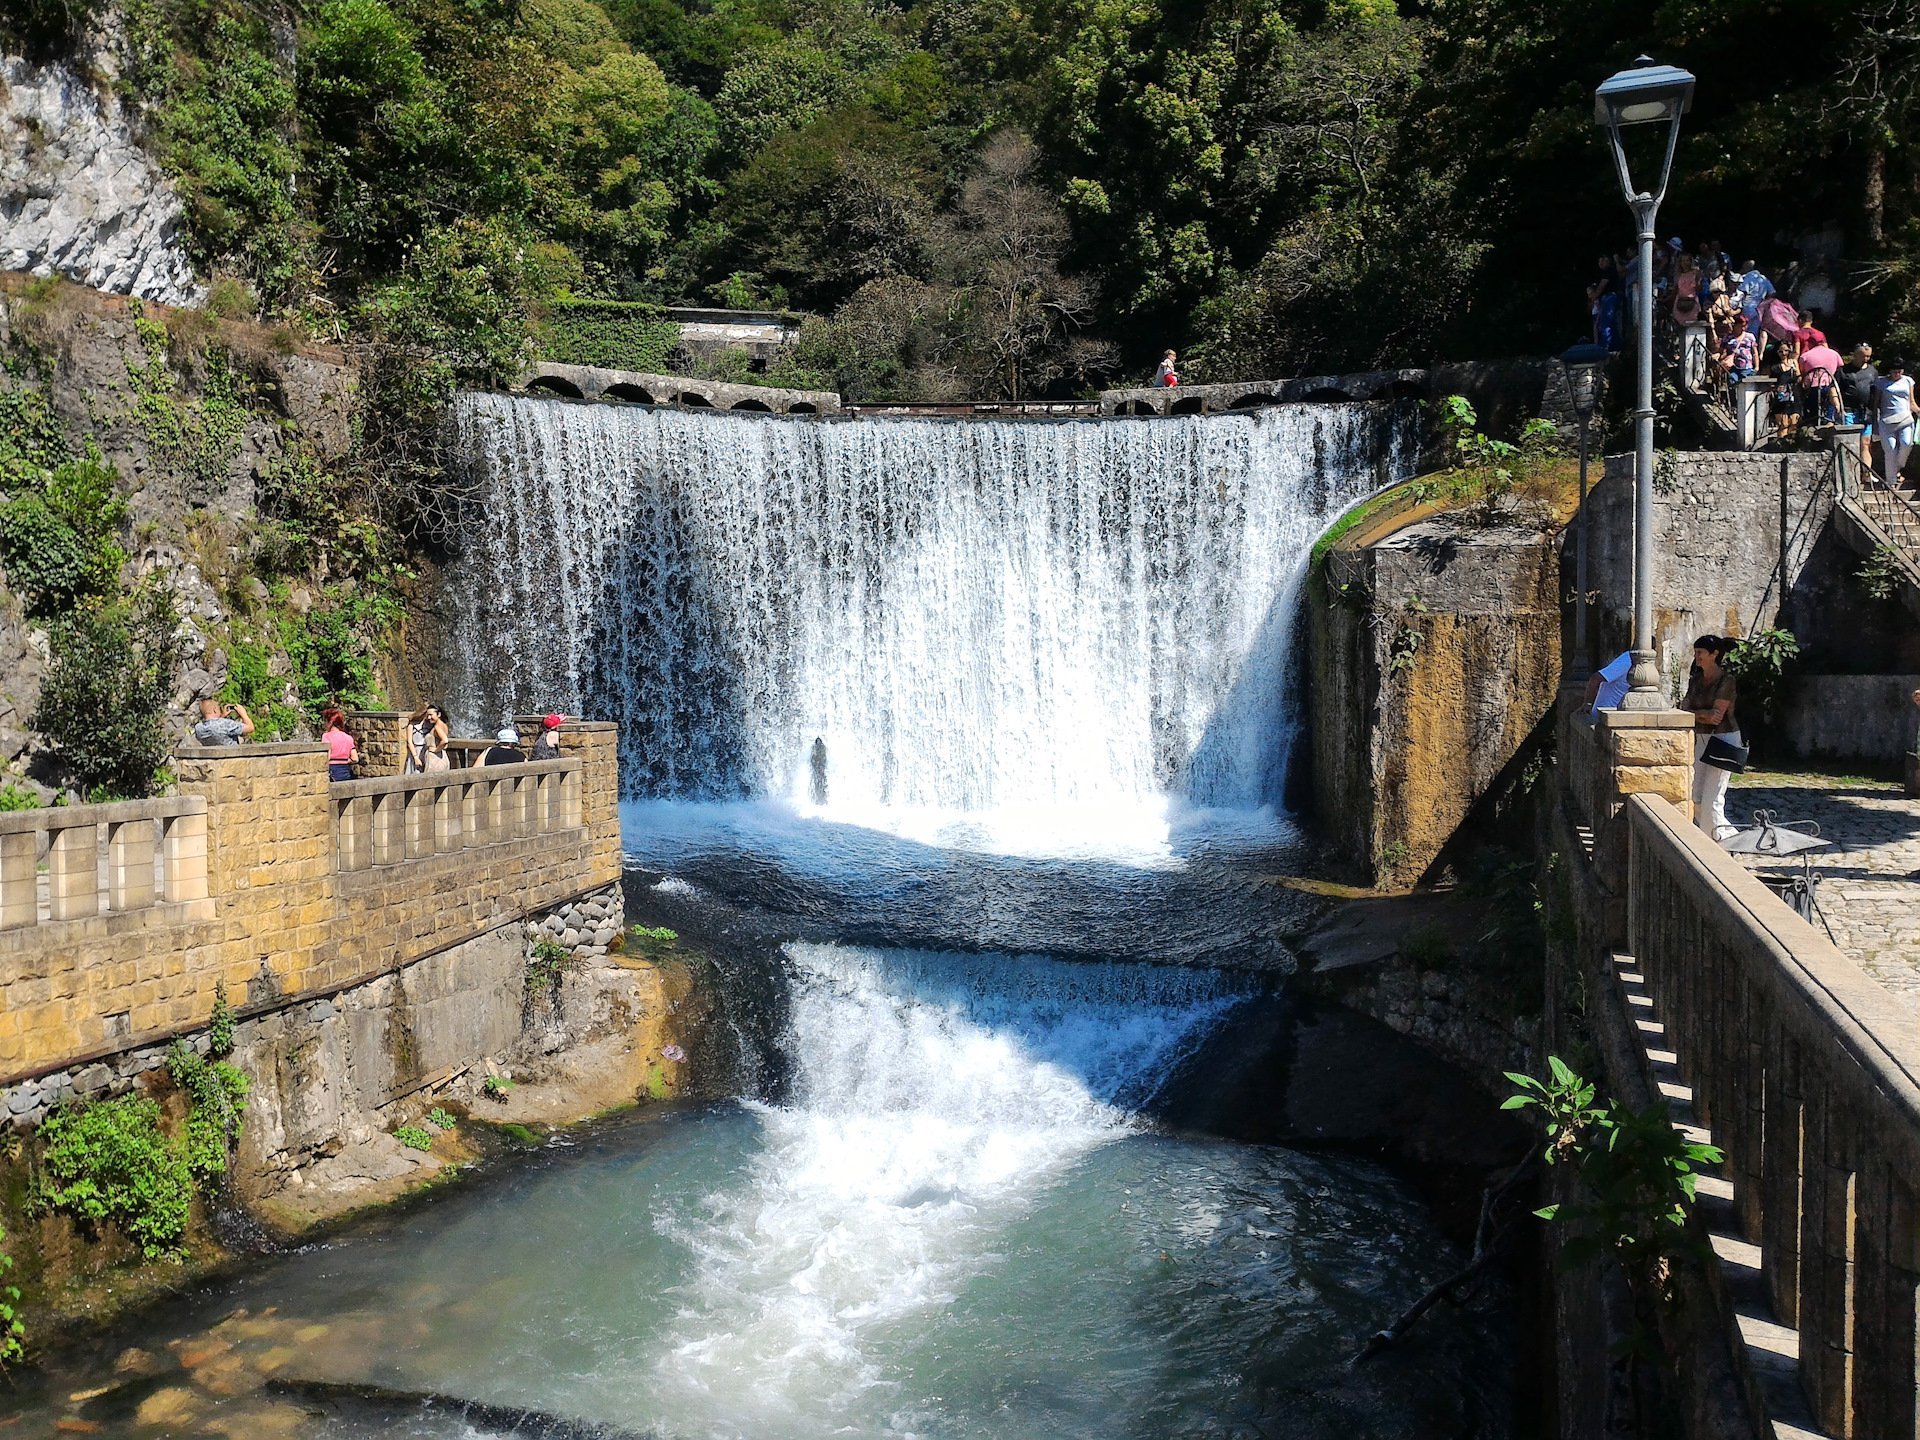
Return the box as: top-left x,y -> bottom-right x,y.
1558,342 -> 1608,680
1595,56 -> 1695,708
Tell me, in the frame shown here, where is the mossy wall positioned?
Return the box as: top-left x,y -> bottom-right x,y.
1311,514 -> 1562,887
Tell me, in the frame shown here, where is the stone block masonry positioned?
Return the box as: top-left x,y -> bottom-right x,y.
0,723 -> 623,1096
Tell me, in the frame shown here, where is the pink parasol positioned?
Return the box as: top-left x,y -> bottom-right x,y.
1760,298 -> 1800,342
1799,344 -> 1842,384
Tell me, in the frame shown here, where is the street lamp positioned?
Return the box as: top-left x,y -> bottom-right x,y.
1558,342 -> 1608,680
1595,56 -> 1694,708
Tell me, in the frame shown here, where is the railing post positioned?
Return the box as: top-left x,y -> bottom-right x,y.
404,787 -> 434,859
47,823 -> 99,921
464,777 -> 489,848
335,795 -> 371,871
371,793 -> 404,866
1848,1159 -> 1919,1439
107,817 -> 156,911
562,766 -> 582,829
433,783 -> 456,851
1797,1081 -> 1856,1435
161,810 -> 208,903
0,829 -> 36,928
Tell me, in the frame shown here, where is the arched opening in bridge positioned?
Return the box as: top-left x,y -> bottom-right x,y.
604,383 -> 654,405
1118,400 -> 1158,417
679,391 -> 715,408
1387,380 -> 1427,401
1228,393 -> 1277,410
525,375 -> 584,400
787,402 -> 818,415
1301,387 -> 1354,403
1169,395 -> 1206,415
731,398 -> 774,413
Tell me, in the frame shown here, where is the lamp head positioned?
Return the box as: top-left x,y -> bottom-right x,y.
1594,56 -> 1696,128
1558,342 -> 1609,418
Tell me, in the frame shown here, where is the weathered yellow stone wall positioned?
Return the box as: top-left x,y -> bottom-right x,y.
0,725 -> 622,1085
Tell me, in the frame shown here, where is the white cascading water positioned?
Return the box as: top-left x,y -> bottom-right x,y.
645,942 -> 1260,1436
446,398 -> 1415,820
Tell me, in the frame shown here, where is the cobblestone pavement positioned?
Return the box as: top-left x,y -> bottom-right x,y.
1725,770 -> 1920,1006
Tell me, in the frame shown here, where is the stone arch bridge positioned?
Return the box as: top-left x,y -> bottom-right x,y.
517,362 -> 840,415
516,357 -> 1551,425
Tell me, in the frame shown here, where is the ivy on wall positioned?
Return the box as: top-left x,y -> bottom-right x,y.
537,299 -> 680,373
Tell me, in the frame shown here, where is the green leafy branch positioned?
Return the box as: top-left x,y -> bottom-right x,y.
1504,1056 -> 1723,1292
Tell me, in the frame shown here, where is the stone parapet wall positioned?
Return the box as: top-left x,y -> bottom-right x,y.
0,728 -> 622,1092
1621,795 -> 1920,1439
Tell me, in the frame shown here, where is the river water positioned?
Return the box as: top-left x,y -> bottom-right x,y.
6,403 -> 1517,1437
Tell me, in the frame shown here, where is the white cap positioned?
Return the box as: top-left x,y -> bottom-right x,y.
497,727 -> 519,744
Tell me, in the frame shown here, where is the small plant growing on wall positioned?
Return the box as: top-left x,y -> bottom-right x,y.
167,1040 -> 251,1186
0,1223 -> 22,1366
526,935 -> 572,998
483,1074 -> 515,1102
208,981 -> 236,1058
393,1125 -> 434,1152
426,1107 -> 456,1132
1858,544 -> 1903,602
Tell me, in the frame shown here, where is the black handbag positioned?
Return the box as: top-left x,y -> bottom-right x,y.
1702,735 -> 1749,773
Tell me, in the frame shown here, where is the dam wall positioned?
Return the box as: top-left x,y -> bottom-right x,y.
0,726 -> 649,1203
1311,510 -> 1563,886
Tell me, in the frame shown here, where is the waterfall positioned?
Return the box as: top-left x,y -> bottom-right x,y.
646,941 -> 1262,1434
446,399 -> 1415,814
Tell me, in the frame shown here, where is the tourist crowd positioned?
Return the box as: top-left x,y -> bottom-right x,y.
188,702 -> 570,776
1588,241 -> 1914,487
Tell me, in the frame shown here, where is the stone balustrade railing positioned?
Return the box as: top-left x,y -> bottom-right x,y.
1623,794 -> 1920,1438
0,796 -> 210,929
330,759 -> 583,871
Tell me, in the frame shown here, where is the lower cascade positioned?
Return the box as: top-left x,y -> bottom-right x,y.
447,399 -> 1416,815
9,943 -> 1506,1438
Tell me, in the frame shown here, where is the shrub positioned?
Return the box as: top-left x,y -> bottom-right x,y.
425,1107 -> 456,1131
166,1042 -> 250,1186
0,784 -> 39,812
33,583 -> 186,799
0,456 -> 127,615
393,1125 -> 434,1151
37,1097 -> 195,1260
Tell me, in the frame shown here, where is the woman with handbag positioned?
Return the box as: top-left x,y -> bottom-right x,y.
1683,635 -> 1743,842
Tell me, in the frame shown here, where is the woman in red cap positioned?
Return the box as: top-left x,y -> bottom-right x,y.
533,713 -> 566,760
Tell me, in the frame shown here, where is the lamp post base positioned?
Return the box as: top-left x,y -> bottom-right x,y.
1617,650 -> 1666,709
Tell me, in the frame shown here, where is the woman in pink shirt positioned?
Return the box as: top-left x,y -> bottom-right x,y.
322,708 -> 360,781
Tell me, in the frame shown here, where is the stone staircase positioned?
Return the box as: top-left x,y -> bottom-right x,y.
1826,438 -> 1920,622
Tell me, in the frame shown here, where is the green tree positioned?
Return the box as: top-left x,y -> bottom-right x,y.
33,583 -> 185,799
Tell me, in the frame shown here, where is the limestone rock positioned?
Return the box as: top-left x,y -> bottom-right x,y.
0,56 -> 204,306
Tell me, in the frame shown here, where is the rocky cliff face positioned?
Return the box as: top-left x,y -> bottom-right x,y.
1,52 -> 203,306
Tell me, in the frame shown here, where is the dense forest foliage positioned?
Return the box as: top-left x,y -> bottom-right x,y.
5,0 -> 1914,398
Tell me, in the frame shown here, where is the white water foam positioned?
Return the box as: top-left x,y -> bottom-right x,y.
645,942 -> 1256,1436
447,402 -> 1415,827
